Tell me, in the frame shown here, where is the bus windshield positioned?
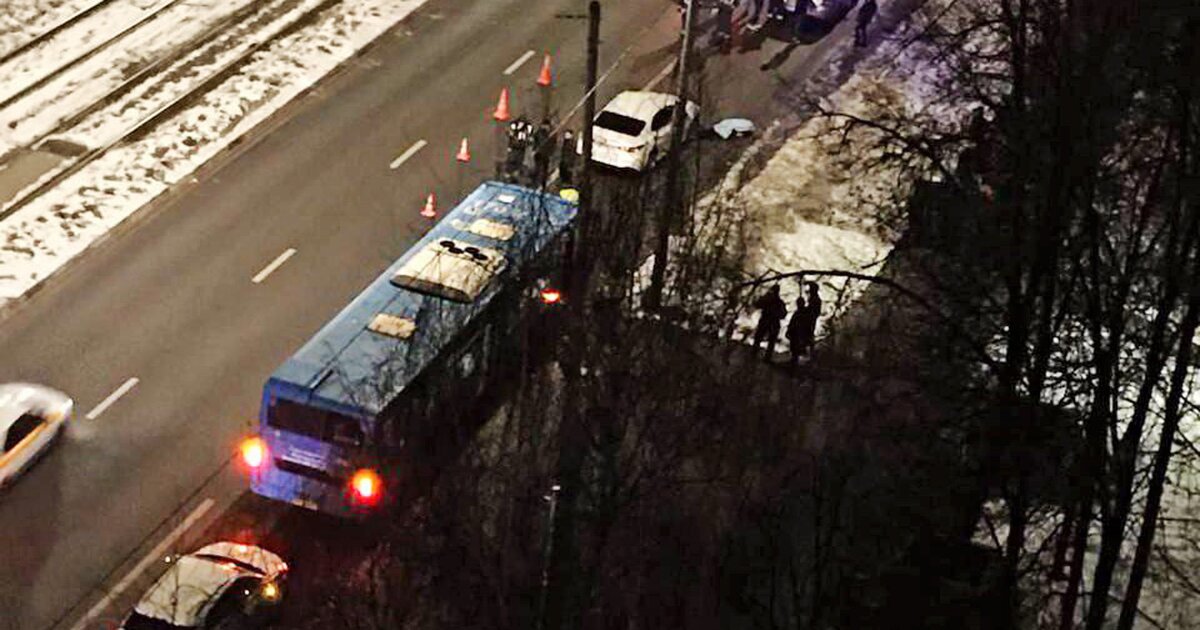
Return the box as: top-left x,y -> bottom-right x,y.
267,398 -> 365,447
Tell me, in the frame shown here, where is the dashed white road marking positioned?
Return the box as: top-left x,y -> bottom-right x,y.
643,60 -> 676,91
85,378 -> 139,420
389,139 -> 427,169
503,49 -> 537,75
251,247 -> 296,284
70,498 -> 215,630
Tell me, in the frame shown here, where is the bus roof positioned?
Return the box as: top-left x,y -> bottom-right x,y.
267,182 -> 576,415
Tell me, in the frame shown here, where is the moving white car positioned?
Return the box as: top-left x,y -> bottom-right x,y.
0,382 -> 72,488
581,90 -> 699,172
121,542 -> 288,630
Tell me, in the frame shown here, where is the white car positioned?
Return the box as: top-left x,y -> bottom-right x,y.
0,382 -> 72,488
121,542 -> 288,630
581,90 -> 699,171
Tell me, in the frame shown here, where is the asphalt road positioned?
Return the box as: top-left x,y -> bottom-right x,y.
0,0 -> 858,627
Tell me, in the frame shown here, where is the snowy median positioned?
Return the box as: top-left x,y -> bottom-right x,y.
0,0 -> 427,305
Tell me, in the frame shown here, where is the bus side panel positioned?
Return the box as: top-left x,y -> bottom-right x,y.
374,283 -> 525,501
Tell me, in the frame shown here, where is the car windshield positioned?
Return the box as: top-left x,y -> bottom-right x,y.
121,611 -> 188,630
192,553 -> 265,575
595,111 -> 645,136
267,398 -> 365,446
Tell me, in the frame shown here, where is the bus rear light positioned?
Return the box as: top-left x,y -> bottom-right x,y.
540,288 -> 562,304
240,437 -> 268,469
349,468 -> 383,506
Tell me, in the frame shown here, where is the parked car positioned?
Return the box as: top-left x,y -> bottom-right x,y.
121,542 -> 288,630
580,90 -> 699,172
0,383 -> 72,488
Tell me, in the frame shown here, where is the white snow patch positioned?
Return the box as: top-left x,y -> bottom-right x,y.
0,0 -> 426,302
0,0 -> 98,59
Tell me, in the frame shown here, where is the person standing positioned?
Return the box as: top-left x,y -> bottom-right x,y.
505,117 -> 530,181
533,119 -> 553,184
558,130 -> 577,187
745,0 -> 771,31
801,282 -> 822,357
855,0 -> 877,47
786,294 -> 809,365
752,285 -> 788,361
712,0 -> 735,53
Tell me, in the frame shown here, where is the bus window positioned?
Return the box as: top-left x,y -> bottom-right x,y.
268,399 -> 364,447
329,416 -> 364,447
267,399 -> 324,439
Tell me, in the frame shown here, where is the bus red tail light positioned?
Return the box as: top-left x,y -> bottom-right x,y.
349,468 -> 383,506
539,288 -> 562,305
240,437 -> 268,470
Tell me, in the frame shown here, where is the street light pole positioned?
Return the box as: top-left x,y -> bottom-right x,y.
646,0 -> 697,311
535,483 -> 562,630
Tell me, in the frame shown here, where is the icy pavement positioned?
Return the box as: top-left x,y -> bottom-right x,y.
0,0 -> 427,304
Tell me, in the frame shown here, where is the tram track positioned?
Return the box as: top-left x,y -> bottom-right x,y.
0,0 -> 188,112
0,0 -> 345,222
0,0 -> 116,67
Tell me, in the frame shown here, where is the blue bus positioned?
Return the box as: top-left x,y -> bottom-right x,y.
240,182 -> 577,518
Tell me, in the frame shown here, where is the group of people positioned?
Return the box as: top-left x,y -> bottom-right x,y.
504,117 -> 579,187
752,281 -> 822,365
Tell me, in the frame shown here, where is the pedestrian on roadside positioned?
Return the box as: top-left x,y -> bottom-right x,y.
558,130 -> 577,186
713,0 -> 735,52
752,284 -> 788,361
747,0 -> 772,31
855,0 -> 877,47
786,294 -> 808,365
801,282 -> 822,356
533,119 -> 553,184
505,117 -> 530,181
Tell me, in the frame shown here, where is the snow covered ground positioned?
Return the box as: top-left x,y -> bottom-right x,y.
0,0 -> 427,303
702,23 -> 957,345
58,0 -> 330,149
0,0 -> 97,58
0,0 -> 265,157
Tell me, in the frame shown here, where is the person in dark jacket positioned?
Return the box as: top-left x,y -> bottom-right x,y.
800,282 -> 822,356
752,285 -> 787,361
558,130 -> 577,186
505,117 -> 531,180
855,0 -> 877,47
786,294 -> 809,365
712,0 -> 735,52
533,119 -> 553,183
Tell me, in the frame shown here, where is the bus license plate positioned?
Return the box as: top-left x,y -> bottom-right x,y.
291,497 -> 319,511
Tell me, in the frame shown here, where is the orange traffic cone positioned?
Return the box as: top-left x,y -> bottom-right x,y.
421,193 -> 436,218
456,137 -> 471,163
493,87 -> 511,122
536,53 -> 553,87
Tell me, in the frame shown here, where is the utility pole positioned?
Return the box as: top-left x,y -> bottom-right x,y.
534,483 -> 562,630
542,5 -> 599,630
646,0 -> 697,311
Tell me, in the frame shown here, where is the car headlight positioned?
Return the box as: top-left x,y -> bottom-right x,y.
45,402 -> 72,422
